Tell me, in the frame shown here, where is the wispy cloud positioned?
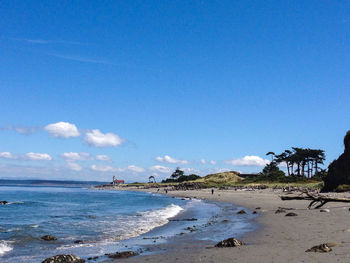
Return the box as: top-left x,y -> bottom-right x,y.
50,53 -> 161,72
50,54 -> 115,65
0,124 -> 40,135
10,37 -> 84,45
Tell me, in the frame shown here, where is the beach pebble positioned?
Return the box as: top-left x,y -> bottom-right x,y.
236,210 -> 246,214
305,244 -> 332,253
106,251 -> 139,259
320,209 -> 330,212
41,235 -> 57,241
285,212 -> 298,217
42,254 -> 85,263
215,238 -> 245,247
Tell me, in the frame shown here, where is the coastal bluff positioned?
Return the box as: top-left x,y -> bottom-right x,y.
323,131 -> 350,192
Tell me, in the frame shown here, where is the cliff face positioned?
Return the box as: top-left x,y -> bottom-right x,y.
322,131 -> 350,192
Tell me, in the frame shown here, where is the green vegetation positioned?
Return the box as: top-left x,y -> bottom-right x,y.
161,167 -> 201,183
194,171 -> 243,187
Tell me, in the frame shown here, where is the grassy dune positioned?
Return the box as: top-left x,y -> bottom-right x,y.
124,171 -> 324,189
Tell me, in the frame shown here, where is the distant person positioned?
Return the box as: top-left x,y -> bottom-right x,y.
165,189 -> 168,194
211,189 -> 214,195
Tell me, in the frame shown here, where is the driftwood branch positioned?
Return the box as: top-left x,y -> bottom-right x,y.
280,193 -> 350,209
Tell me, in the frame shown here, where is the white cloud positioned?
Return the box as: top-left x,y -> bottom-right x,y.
45,122 -> 80,138
61,152 -> 91,161
128,165 -> 145,173
200,159 -> 216,165
84,129 -> 123,147
0,152 -> 16,159
25,152 -> 52,161
67,162 -> 82,171
95,154 -> 111,161
225,156 -> 270,167
182,167 -> 201,174
155,155 -> 189,164
90,164 -> 114,172
149,165 -> 172,173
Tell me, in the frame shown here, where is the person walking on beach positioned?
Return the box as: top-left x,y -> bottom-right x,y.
211,189 -> 214,195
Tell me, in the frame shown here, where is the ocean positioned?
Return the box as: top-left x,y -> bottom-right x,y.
0,181 -> 257,262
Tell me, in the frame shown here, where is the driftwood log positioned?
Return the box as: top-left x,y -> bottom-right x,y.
280,192 -> 350,209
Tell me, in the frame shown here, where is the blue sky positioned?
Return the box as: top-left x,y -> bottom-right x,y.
0,1 -> 349,182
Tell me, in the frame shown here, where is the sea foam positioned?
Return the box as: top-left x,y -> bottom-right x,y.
104,203 -> 183,242
0,240 -> 13,256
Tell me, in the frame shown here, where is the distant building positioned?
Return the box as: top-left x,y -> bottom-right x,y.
112,176 -> 125,185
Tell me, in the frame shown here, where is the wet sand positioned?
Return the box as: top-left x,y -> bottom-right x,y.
111,187 -> 350,263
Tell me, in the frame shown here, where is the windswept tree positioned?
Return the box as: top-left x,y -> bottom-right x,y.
266,152 -> 275,162
148,175 -> 156,183
273,147 -> 326,178
170,167 -> 184,180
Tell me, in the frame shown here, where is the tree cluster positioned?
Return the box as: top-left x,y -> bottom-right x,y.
162,167 -> 201,183
267,148 -> 326,178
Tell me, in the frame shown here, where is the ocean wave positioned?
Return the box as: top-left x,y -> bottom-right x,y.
0,240 -> 13,256
7,201 -> 24,205
104,204 -> 183,242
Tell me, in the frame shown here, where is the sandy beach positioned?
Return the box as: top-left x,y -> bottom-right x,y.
107,187 -> 350,263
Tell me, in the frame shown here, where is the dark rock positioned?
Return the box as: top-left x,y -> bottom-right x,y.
285,212 -> 298,216
323,131 -> 350,192
222,219 -> 229,223
74,240 -> 83,244
42,254 -> 85,263
0,201 -> 8,205
106,251 -> 139,259
252,211 -> 258,214
185,227 -> 196,232
275,208 -> 286,214
255,207 -> 261,210
236,210 -> 246,214
215,238 -> 245,247
306,244 -> 332,253
41,235 -> 58,241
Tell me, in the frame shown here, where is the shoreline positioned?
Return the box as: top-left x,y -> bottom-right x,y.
100,186 -> 350,262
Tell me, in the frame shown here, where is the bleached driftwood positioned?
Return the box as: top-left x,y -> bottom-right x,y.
280,192 -> 350,209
